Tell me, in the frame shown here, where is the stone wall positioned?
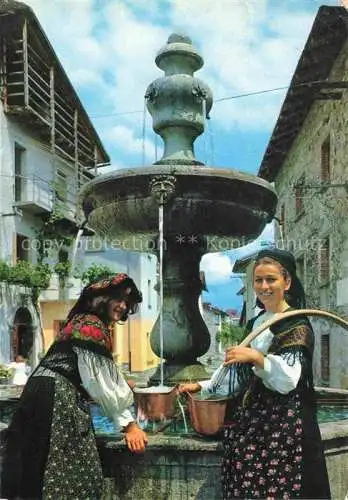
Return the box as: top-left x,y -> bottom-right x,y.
97,424 -> 348,500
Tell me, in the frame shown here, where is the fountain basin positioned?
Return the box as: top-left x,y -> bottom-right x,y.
97,422 -> 348,500
80,165 -> 277,250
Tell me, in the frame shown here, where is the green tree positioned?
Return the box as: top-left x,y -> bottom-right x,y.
216,318 -> 245,348
76,263 -> 116,285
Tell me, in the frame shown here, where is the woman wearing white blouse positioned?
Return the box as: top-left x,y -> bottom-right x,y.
2,273 -> 147,500
179,248 -> 331,500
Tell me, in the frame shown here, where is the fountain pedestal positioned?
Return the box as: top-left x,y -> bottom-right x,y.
149,235 -> 211,384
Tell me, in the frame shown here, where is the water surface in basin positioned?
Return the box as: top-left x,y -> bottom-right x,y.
90,403 -> 348,437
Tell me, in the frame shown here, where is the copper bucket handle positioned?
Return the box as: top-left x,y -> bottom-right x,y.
239,308 -> 348,348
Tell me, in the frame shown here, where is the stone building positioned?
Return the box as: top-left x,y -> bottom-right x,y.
0,1 -> 159,373
258,6 -> 348,388
0,1 -> 109,366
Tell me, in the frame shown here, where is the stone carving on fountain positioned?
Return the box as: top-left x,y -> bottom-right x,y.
79,33 -> 278,384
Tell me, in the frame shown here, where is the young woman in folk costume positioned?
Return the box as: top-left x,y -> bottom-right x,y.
179,248 -> 331,499
1,273 -> 148,500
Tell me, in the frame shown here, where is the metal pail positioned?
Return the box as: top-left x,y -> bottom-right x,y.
133,386 -> 177,421
188,393 -> 232,436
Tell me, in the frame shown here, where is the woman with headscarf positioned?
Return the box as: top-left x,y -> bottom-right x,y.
179,248 -> 331,499
1,273 -> 148,500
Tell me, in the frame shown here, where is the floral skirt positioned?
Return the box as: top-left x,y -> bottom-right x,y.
222,389 -> 331,500
1,373 -> 103,499
42,375 -> 103,499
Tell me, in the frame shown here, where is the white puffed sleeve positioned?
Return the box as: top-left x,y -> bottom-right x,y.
253,353 -> 302,394
74,347 -> 135,428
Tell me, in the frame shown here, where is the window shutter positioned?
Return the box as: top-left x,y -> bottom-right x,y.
321,138 -> 330,182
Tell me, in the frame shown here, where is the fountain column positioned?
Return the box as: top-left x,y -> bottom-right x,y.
145,35 -> 213,383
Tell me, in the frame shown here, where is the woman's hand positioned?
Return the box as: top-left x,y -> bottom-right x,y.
124,422 -> 148,453
224,346 -> 264,368
177,382 -> 201,394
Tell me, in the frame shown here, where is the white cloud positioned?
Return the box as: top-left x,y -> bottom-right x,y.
233,222 -> 275,261
103,124 -> 157,164
21,0 -> 337,166
200,253 -> 233,284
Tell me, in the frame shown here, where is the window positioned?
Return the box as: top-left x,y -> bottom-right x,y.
319,238 -> 330,283
147,279 -> 152,309
321,136 -> 330,182
14,143 -> 25,202
280,204 -> 285,231
58,249 -> 68,263
16,233 -> 29,262
55,170 -> 67,202
295,175 -> 305,217
53,320 -> 66,338
321,334 -> 330,384
84,236 -> 105,253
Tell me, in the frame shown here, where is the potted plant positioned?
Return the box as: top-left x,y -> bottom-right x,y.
0,364 -> 14,384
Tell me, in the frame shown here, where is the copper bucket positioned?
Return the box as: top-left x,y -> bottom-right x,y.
133,386 -> 177,421
187,393 -> 232,436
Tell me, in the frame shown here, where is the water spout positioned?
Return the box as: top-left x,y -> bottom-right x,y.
71,220 -> 92,271
149,176 -> 176,386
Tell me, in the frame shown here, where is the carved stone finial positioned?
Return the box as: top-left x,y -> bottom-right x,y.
167,33 -> 192,45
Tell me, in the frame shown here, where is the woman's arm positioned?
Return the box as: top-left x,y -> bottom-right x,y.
253,351 -> 302,394
178,363 -> 241,396
75,348 -> 147,450
223,345 -> 302,394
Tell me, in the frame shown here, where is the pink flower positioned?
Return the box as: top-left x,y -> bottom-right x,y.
79,325 -> 104,340
62,324 -> 73,335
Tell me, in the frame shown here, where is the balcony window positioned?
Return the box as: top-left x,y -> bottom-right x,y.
16,233 -> 29,262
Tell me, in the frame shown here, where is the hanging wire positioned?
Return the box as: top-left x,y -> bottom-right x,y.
89,79 -> 335,120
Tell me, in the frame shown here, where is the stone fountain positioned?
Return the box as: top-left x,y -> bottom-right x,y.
80,33 -> 277,384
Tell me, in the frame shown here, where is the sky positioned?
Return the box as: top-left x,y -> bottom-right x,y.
24,0 -> 342,311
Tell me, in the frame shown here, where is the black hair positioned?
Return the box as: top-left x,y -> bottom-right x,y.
67,279 -> 142,324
